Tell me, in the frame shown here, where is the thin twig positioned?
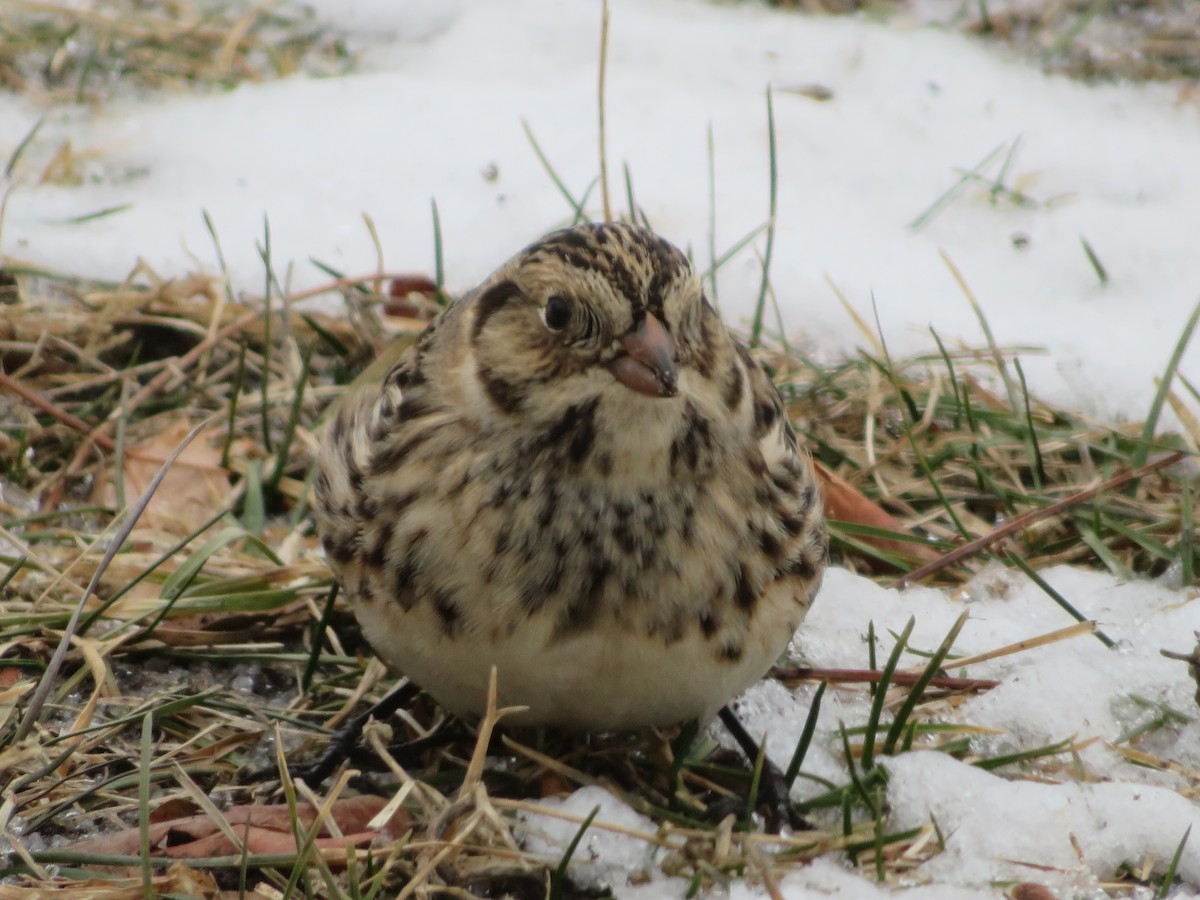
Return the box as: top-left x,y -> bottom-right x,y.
771,665 -> 998,692
0,370 -> 116,452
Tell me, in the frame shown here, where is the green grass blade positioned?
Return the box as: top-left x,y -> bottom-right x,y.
221,340 -> 247,469
0,555 -> 27,595
1157,824 -> 1191,899
267,341 -> 315,493
242,458 -> 266,536
839,723 -> 878,817
882,612 -> 968,754
705,122 -> 720,311
990,134 -> 1021,200
431,197 -> 445,301
79,507 -> 228,635
5,116 -> 44,178
862,617 -> 914,771
909,142 -> 1006,231
303,583 -> 339,693
784,681 -> 826,789
743,735 -> 767,828
258,216 -> 274,454
973,737 -> 1073,771
1006,551 -> 1116,648
522,119 -> 586,221
550,804 -> 601,900
1181,481 -> 1195,587
1134,297 -> 1200,471
749,86 -> 777,349
202,209 -> 237,306
138,712 -> 153,900
1080,236 -> 1108,285
55,203 -> 133,225
1014,358 -> 1046,490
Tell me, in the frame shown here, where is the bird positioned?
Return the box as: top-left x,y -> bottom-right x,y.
311,221 -> 827,736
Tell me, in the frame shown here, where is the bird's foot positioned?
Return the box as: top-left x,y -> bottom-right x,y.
240,681 -> 419,787
714,706 -> 810,833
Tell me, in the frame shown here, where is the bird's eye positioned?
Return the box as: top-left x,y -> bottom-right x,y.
542,294 -> 570,331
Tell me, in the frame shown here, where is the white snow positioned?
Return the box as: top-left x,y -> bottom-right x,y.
885,753 -> 1200,891
519,567 -> 1200,898
726,566 -> 1200,896
518,785 -> 663,891
2,0 -> 1198,897
2,0 -> 1198,420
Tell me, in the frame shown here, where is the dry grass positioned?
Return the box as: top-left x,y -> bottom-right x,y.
957,0 -> 1200,83
765,0 -> 1200,84
0,2 -> 1196,893
0,0 -> 351,103
777,332 -> 1197,584
0,252 -> 1194,895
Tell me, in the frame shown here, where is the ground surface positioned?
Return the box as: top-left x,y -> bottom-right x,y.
0,1 -> 1198,897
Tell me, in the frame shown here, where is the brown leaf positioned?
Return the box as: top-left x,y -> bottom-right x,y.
538,770 -> 574,798
39,139 -> 78,185
387,274 -> 437,298
814,461 -> 939,565
64,796 -> 413,861
385,274 -> 439,319
150,797 -> 200,824
1011,884 -> 1058,900
157,823 -> 378,860
92,416 -> 231,536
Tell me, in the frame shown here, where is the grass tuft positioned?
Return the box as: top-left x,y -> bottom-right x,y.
0,0 -> 351,105
0,158 -> 1195,898
2,247 -> 1190,897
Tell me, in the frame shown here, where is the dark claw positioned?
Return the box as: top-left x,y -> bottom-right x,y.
754,766 -> 811,832
717,705 -> 811,832
242,680 -> 419,786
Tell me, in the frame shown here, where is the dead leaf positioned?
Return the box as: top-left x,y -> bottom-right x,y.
64,796 -> 414,865
538,770 -> 573,798
387,274 -> 437,298
150,797 -> 201,824
92,416 -> 231,536
1011,884 -> 1058,900
778,82 -> 834,102
815,461 -> 939,565
0,861 -> 223,898
40,140 -> 78,185
385,273 -> 440,321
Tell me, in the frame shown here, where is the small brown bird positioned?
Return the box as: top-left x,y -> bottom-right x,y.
313,222 -> 827,733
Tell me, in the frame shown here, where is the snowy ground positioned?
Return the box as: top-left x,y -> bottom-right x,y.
3,0 -> 1198,421
2,1 -> 1198,897
517,566 -> 1200,898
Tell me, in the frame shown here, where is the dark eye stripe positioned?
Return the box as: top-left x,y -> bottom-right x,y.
472,279 -> 523,339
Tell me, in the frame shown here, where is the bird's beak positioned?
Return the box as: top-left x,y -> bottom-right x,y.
606,313 -> 678,398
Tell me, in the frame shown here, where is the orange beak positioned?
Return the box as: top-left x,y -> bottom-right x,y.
606,313 -> 678,398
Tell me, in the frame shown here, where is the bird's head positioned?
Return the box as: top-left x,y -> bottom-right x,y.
465,222 -> 715,420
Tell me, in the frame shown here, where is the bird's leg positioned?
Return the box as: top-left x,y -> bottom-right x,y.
283,680 -> 420,786
717,705 -> 809,832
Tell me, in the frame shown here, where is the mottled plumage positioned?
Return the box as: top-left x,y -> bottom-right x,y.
313,222 -> 827,730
